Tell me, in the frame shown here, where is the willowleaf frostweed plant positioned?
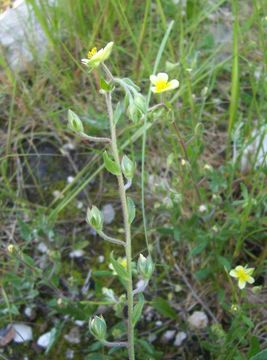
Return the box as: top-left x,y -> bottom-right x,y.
67,42 -> 155,360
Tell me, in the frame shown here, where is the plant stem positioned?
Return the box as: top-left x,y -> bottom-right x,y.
98,230 -> 125,247
104,91 -> 135,360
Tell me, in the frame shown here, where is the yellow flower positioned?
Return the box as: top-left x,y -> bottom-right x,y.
81,42 -> 114,69
229,265 -> 255,289
7,244 -> 15,253
150,72 -> 179,94
87,47 -> 97,59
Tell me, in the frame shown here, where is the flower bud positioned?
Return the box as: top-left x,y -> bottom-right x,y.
134,93 -> 147,113
127,93 -> 146,122
68,110 -> 84,134
89,315 -> 107,341
137,254 -> 154,280
7,244 -> 15,253
121,155 -> 135,180
86,206 -> 103,232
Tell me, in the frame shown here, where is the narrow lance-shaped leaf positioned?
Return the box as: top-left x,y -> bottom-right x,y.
103,151 -> 121,176
133,293 -> 145,327
127,197 -> 136,224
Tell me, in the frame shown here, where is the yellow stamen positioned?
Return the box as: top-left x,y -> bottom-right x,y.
87,47 -> 97,59
235,267 -> 250,282
155,79 -> 169,92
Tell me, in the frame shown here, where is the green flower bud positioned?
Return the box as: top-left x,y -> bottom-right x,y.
68,110 -> 84,134
121,155 -> 135,180
134,93 -> 147,113
137,254 -> 154,280
127,93 -> 146,122
89,315 -> 107,341
86,206 -> 103,232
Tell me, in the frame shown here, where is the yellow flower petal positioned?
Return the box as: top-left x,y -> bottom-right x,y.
157,72 -> 168,81
150,72 -> 179,94
238,280 -> 246,289
229,269 -> 238,278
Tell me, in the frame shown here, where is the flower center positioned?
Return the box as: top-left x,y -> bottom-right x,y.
236,268 -> 249,281
87,47 -> 97,59
155,80 -> 169,92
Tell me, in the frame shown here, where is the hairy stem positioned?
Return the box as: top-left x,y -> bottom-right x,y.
104,90 -> 135,360
98,230 -> 125,247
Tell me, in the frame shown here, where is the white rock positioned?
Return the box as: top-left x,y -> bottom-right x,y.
155,320 -> 163,327
198,204 -> 207,213
76,201 -> 83,209
161,330 -> 176,343
13,323 -> 33,343
102,204 -> 115,224
240,127 -> 267,172
64,327 -> 80,344
69,249 -> 85,258
74,320 -> 85,327
0,0 -> 55,72
148,333 -> 157,343
98,255 -> 105,263
66,349 -> 75,359
37,330 -> 54,348
24,307 -> 33,318
37,242 -> 48,254
67,176 -> 75,184
188,311 -> 208,329
174,331 -> 187,346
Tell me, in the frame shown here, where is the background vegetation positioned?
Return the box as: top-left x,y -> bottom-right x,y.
0,0 -> 267,359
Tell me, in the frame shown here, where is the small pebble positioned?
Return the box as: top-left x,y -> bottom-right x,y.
174,331 -> 187,346
199,204 -> 208,213
67,176 -> 75,184
66,349 -> 75,359
64,327 -> 80,344
37,242 -> 48,254
76,201 -> 83,209
155,320 -> 163,327
37,330 -> 54,348
74,320 -> 85,327
69,250 -> 85,258
102,204 -> 115,224
188,311 -> 208,329
148,333 -> 157,343
98,255 -> 105,263
161,330 -> 176,344
13,324 -> 33,343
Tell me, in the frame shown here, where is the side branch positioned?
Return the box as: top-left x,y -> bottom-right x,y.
98,231 -> 126,247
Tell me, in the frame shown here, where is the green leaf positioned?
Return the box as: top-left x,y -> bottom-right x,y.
113,101 -> 124,125
249,349 -> 267,360
100,78 -> 112,92
103,151 -> 120,176
151,297 -> 176,319
190,239 -> 208,256
110,252 -> 129,282
133,293 -> 144,327
127,197 -> 136,224
217,256 -> 231,271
